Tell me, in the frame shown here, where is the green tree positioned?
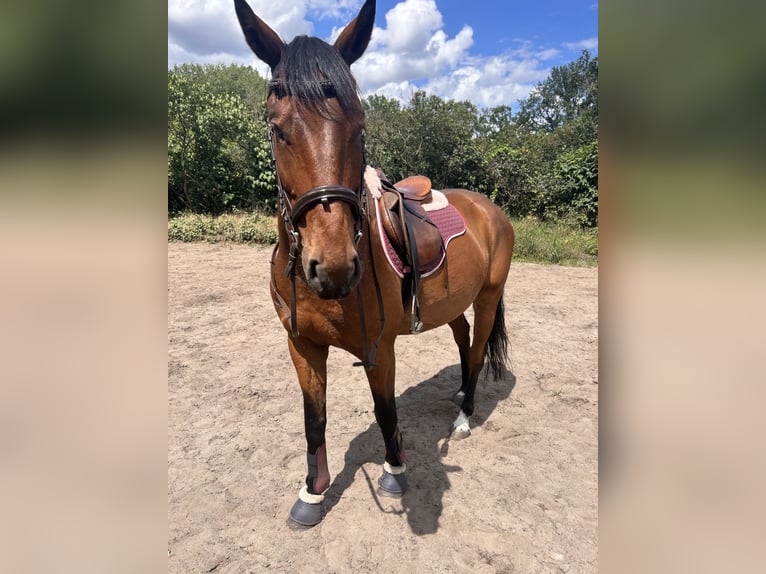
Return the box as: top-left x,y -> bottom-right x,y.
486,143 -> 537,217
167,54 -> 598,226
516,50 -> 598,134
171,63 -> 268,112
167,65 -> 275,215
477,105 -> 515,139
168,71 -> 203,213
549,141 -> 598,226
399,92 -> 489,191
362,94 -> 409,180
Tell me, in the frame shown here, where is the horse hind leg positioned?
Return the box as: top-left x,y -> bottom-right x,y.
448,314 -> 471,404
451,290 -> 509,439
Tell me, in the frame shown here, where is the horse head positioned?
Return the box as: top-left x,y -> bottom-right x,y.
235,0 -> 376,299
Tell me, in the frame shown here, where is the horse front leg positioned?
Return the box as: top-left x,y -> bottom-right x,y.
286,336 -> 330,528
365,343 -> 408,497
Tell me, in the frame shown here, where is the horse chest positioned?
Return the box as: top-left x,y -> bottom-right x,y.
270,280 -> 355,342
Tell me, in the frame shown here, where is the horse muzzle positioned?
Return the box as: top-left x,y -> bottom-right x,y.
305,251 -> 362,299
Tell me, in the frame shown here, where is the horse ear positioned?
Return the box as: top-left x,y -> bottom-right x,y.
234,0 -> 284,70
334,0 -> 376,66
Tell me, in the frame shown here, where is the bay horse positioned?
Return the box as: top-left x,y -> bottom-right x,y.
234,0 -> 514,528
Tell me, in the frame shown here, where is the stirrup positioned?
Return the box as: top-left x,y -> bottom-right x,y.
410,296 -> 423,333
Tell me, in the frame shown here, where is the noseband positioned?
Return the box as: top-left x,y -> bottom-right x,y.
267,79 -> 384,368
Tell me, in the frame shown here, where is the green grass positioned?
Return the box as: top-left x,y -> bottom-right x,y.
510,216 -> 598,266
168,212 -> 597,267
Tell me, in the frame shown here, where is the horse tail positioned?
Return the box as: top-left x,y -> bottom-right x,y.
485,295 -> 510,380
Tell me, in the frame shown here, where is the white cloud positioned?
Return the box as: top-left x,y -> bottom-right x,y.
536,48 -> 562,61
502,40 -> 561,63
306,0 -> 364,21
420,55 -> 549,108
167,0 -> 313,68
562,37 -> 599,52
370,81 -> 418,103
375,0 -> 444,53
352,0 -> 474,93
167,0 -> 584,109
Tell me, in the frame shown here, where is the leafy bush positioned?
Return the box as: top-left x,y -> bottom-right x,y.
168,212 -> 277,244
236,213 -> 278,244
167,214 -> 209,242
488,145 -> 540,217
548,141 -> 598,227
168,212 -> 596,266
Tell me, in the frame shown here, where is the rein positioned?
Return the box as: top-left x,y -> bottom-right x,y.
267,81 -> 384,369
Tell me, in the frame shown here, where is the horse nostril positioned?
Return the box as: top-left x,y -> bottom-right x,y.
307,258 -> 320,281
304,254 -> 360,298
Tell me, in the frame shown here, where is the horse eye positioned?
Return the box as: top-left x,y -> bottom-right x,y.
271,124 -> 286,142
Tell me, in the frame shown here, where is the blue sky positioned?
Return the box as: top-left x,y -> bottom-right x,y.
168,0 -> 598,109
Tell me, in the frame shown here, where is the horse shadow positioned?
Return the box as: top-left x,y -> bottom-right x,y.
323,365 -> 516,535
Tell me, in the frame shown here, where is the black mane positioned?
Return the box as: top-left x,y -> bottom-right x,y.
270,36 -> 364,123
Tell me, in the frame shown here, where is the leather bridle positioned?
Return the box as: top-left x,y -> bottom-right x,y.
267,79 -> 384,369
268,125 -> 367,276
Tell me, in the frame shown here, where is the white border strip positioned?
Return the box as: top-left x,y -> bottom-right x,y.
383,461 -> 407,475
297,485 -> 325,504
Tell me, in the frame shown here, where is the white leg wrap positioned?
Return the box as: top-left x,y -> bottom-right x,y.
383,461 -> 407,475
298,485 -> 325,504
452,410 -> 470,433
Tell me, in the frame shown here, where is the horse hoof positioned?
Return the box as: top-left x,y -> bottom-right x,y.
451,410 -> 471,439
451,426 -> 471,440
378,463 -> 407,497
453,390 -> 465,406
288,500 -> 322,528
288,498 -> 323,528
287,516 -> 316,531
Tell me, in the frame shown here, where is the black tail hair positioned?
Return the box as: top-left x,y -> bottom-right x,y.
485,296 -> 510,380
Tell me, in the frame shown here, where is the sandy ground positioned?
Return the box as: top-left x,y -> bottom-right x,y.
168,242 -> 598,573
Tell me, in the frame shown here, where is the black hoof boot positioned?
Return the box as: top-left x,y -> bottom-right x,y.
377,462 -> 407,498
288,487 -> 324,529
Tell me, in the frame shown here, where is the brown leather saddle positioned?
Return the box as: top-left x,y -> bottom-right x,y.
377,172 -> 446,333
